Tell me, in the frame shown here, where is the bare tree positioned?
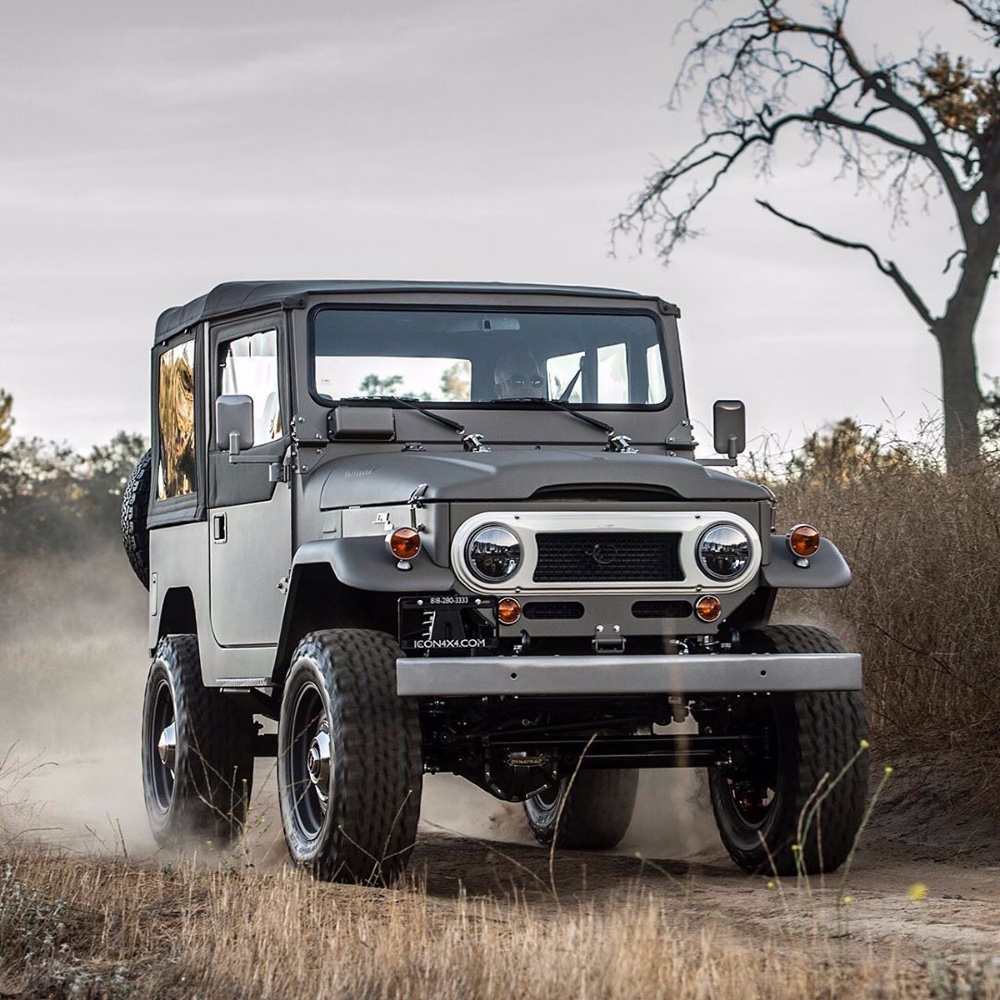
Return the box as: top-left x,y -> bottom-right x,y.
618,0 -> 1000,469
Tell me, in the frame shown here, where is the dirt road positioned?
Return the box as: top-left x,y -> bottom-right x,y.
7,749 -> 998,967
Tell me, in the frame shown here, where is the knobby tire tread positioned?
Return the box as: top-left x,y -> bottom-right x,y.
146,634 -> 255,843
711,625 -> 869,875
121,449 -> 152,589
284,629 -> 422,884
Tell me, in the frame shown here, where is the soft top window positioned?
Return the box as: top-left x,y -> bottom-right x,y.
157,339 -> 196,500
312,309 -> 669,408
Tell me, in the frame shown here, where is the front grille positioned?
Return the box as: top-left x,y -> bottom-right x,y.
523,601 -> 586,620
632,600 -> 692,619
533,532 -> 683,583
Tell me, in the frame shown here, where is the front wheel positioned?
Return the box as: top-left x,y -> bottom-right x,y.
708,625 -> 869,875
277,629 -> 423,883
524,769 -> 638,849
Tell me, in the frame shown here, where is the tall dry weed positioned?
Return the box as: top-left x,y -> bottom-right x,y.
0,845 -> 931,1000
758,427 -> 1000,813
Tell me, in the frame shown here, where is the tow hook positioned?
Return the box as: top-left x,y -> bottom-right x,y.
593,625 -> 626,653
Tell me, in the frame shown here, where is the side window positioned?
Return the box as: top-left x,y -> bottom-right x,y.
157,339 -> 197,500
220,330 -> 281,445
647,344 -> 667,404
547,351 -> 584,403
597,343 -> 628,404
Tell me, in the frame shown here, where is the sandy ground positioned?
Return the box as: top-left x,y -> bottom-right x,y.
0,552 -> 997,970
3,747 -> 997,967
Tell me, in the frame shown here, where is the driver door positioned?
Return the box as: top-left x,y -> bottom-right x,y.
208,316 -> 292,647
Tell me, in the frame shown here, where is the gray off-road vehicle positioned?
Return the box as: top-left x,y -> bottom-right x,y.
123,280 -> 867,883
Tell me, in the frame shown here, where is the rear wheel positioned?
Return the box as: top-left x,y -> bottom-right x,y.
277,629 -> 423,883
708,625 -> 869,875
141,634 -> 255,844
524,769 -> 638,849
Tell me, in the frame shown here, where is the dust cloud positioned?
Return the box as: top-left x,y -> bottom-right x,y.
0,547 -> 721,864
0,547 -> 152,853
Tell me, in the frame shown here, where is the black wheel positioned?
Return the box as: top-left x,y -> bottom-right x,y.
121,449 -> 152,589
141,634 -> 255,845
277,629 -> 423,884
708,625 -> 869,875
524,769 -> 638,849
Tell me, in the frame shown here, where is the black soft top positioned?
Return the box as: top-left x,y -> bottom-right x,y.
154,280 -> 665,344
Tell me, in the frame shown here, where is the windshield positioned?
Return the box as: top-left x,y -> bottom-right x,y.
312,308 -> 669,408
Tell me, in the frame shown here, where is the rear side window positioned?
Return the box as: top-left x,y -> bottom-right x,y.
157,340 -> 196,500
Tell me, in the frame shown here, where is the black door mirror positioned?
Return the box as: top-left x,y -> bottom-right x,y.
216,394 -> 254,453
713,400 -> 746,459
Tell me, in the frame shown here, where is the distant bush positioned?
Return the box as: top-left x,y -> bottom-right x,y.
759,419 -> 1000,787
0,431 -> 148,559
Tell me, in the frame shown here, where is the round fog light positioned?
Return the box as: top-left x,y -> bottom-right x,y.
389,527 -> 421,560
788,524 -> 821,558
695,596 -> 723,622
497,597 -> 522,625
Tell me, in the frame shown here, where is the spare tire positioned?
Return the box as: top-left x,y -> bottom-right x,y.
122,449 -> 152,589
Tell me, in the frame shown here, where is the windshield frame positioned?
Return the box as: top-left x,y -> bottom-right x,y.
307,304 -> 673,413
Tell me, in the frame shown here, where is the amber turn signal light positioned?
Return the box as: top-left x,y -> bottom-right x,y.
389,527 -> 421,560
497,597 -> 522,625
788,524 -> 821,558
695,595 -> 723,622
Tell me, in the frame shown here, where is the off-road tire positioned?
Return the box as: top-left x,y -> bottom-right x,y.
122,449 -> 152,589
524,769 -> 639,849
277,629 -> 423,884
709,625 -> 869,875
142,634 -> 255,845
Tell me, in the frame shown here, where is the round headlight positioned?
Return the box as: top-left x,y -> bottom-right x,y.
466,525 -> 521,582
697,524 -> 751,580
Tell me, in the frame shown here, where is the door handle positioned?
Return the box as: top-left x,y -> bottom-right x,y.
213,513 -> 227,543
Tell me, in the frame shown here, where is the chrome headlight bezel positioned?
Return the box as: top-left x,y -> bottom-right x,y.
696,523 -> 752,581
465,524 -> 522,582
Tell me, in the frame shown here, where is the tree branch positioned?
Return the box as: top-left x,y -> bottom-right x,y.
756,198 -> 936,327
949,0 -> 1000,41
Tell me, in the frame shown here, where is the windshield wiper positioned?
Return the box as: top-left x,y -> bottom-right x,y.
489,398 -> 637,453
339,396 -> 490,452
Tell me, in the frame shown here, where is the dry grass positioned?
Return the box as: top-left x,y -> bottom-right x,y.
763,448 -> 1000,813
0,843 -> 950,1000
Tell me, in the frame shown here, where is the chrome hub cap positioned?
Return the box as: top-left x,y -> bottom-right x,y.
146,676 -> 176,815
157,722 -> 177,775
306,724 -> 331,807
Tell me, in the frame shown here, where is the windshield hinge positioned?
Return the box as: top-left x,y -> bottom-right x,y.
606,434 -> 637,454
462,432 -> 491,453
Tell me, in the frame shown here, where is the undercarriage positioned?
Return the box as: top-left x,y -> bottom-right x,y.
420,693 -> 769,801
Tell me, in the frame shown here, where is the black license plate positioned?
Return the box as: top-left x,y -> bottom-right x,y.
398,596 -> 499,653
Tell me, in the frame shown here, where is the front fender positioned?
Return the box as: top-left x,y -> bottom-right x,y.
293,537 -> 455,591
760,537 -> 851,589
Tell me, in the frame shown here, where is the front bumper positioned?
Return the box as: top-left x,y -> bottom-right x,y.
396,652 -> 861,697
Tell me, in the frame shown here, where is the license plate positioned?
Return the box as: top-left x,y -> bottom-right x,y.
398,596 -> 499,653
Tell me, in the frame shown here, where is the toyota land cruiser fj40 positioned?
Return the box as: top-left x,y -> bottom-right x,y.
122,280 -> 867,882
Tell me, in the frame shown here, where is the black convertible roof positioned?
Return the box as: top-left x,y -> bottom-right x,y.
154,280 -> 664,344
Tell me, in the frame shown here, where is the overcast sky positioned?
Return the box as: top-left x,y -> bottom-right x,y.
1,0 -> 996,456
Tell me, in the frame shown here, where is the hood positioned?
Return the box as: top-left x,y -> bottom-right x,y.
318,449 -> 768,508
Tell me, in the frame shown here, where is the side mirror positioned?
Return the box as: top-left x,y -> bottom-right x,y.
713,399 -> 746,459
216,394 -> 254,453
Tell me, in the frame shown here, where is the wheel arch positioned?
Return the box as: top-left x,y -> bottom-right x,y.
272,562 -> 396,688
156,587 -> 198,645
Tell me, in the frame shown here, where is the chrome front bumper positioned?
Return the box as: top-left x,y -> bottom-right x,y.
396,652 -> 862,697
